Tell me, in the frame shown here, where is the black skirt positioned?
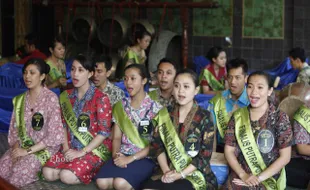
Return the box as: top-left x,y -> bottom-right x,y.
142,178 -> 194,190
95,158 -> 155,190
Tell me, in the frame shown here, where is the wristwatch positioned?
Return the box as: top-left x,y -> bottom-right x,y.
26,148 -> 32,154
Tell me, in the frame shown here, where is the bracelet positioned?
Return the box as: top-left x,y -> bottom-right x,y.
180,171 -> 186,179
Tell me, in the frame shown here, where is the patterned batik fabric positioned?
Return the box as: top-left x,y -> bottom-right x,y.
0,87 -> 64,187
150,103 -> 218,189
152,88 -> 175,108
223,104 -> 293,190
116,94 -> 162,156
101,81 -> 125,107
200,64 -> 227,91
296,62 -> 310,85
291,120 -> 310,160
208,88 -> 249,144
44,83 -> 112,184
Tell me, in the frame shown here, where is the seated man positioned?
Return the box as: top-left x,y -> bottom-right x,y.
93,55 -> 125,106
16,33 -> 47,64
148,58 -> 179,107
208,58 -> 249,152
286,105 -> 310,189
289,47 -> 310,84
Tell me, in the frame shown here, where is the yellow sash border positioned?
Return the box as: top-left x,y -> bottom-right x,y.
59,91 -> 111,161
210,94 -> 229,138
46,60 -> 64,81
148,90 -> 159,102
199,68 -> 225,91
113,101 -> 149,149
13,93 -> 50,165
234,107 -> 286,190
293,105 -> 310,134
153,108 -> 206,190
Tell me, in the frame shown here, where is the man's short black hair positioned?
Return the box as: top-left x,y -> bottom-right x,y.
289,47 -> 306,62
95,54 -> 112,71
226,57 -> 248,75
157,58 -> 180,73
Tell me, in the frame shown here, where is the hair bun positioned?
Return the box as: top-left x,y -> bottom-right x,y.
44,62 -> 50,74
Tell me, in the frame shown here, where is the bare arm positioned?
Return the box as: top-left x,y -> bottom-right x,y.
12,142 -> 19,150
225,145 -> 247,178
46,75 -> 59,89
62,129 -> 69,152
128,146 -> 150,162
83,135 -> 106,153
29,141 -> 46,153
258,146 -> 291,182
182,164 -> 197,176
46,77 -> 67,89
157,152 -> 170,173
112,123 -> 122,158
296,144 -> 310,156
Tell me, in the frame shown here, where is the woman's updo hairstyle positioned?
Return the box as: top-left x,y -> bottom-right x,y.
23,58 -> 50,84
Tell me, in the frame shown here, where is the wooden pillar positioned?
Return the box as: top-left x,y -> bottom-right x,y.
181,7 -> 189,68
55,5 -> 65,35
14,0 -> 31,49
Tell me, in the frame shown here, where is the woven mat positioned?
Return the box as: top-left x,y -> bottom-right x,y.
21,180 -> 99,190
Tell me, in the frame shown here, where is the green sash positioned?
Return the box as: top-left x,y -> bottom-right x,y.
293,105 -> 310,134
148,90 -> 159,101
119,49 -> 144,78
209,94 -> 229,138
153,108 -> 206,190
199,68 -> 225,91
46,60 -> 64,81
234,107 -> 286,190
113,101 -> 149,148
13,93 -> 50,165
59,91 -> 111,161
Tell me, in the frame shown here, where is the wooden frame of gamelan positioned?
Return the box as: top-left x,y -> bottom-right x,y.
33,0 -> 219,69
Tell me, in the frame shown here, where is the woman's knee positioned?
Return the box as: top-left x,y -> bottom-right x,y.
59,169 -> 80,185
113,178 -> 132,190
42,167 -> 60,181
96,178 -> 113,190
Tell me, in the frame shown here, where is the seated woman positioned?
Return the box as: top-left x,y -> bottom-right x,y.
95,64 -> 162,190
45,36 -> 67,89
143,69 -> 217,190
224,71 -> 293,189
42,54 -> 112,185
118,30 -> 151,79
0,58 -> 64,187
199,46 -> 228,95
286,104 -> 310,189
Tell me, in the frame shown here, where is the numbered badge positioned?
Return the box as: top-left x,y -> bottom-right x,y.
138,119 -> 152,137
185,134 -> 200,157
32,112 -> 44,131
77,113 -> 90,132
256,129 -> 274,154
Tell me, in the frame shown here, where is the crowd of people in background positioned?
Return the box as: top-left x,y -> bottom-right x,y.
0,31 -> 308,190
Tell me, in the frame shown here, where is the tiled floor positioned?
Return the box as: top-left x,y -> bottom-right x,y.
0,133 -> 307,190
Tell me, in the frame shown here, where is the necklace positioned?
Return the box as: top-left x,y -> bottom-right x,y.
29,89 -> 41,112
